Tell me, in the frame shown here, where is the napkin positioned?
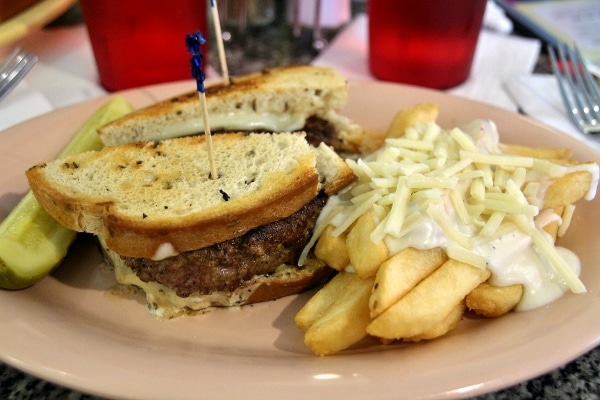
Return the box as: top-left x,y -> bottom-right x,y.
447,31 -> 540,111
312,14 -> 541,112
0,79 -> 53,131
504,74 -> 600,152
0,60 -> 106,132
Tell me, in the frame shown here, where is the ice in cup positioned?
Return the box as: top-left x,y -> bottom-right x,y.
79,0 -> 208,91
368,0 -> 487,89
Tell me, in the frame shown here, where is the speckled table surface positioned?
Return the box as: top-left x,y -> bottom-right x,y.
2,3 -> 600,400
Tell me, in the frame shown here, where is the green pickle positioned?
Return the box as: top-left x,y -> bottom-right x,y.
0,96 -> 134,289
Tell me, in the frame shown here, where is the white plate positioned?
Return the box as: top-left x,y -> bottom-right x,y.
1,80 -> 599,400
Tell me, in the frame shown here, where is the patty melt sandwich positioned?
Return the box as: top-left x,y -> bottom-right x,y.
26,132 -> 357,318
26,65 -> 366,318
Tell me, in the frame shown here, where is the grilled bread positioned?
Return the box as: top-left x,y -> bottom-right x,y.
97,65 -> 365,152
26,132 -> 355,260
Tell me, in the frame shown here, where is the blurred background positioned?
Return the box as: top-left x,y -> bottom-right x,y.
1,0 -> 367,75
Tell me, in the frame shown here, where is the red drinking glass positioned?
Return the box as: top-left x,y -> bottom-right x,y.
80,0 -> 208,91
368,0 -> 487,89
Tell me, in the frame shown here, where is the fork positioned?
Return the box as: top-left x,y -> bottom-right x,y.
548,44 -> 600,134
0,47 -> 38,102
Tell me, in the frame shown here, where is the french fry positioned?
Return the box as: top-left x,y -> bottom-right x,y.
369,247 -> 447,318
541,206 -> 563,241
314,225 -> 349,271
366,259 -> 490,340
386,103 -> 439,138
404,301 -> 465,342
304,273 -> 374,356
466,282 -> 523,317
500,143 -> 573,161
346,211 -> 389,278
295,271 -> 354,332
360,129 -> 388,154
543,170 -> 594,209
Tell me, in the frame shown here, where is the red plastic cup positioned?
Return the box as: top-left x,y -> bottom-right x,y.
368,0 -> 487,89
79,0 -> 208,92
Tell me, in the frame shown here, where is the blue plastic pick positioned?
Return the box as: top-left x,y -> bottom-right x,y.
186,31 -> 207,93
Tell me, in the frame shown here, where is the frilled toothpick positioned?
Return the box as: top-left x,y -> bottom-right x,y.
186,31 -> 218,180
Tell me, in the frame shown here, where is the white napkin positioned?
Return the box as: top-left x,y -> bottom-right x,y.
0,80 -> 53,131
312,14 -> 541,112
504,74 -> 600,152
483,0 -> 513,34
448,31 -> 540,111
0,61 -> 106,132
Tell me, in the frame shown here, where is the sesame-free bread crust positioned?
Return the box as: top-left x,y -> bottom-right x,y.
97,65 -> 365,152
26,132 -> 358,259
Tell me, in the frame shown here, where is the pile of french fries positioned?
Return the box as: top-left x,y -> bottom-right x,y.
296,103 -> 598,356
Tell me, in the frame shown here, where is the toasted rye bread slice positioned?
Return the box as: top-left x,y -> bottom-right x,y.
26,132 -> 356,260
97,65 -> 364,152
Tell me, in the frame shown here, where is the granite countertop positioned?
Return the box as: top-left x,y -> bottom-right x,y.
2,2 -> 600,399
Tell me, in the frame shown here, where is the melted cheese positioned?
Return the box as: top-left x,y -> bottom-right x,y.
159,111 -> 307,140
114,260 -> 256,318
152,242 -> 178,260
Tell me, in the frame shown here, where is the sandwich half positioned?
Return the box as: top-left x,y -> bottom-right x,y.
26,132 -> 356,318
97,65 -> 365,153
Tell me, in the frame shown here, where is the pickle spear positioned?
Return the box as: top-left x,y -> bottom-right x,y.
0,96 -> 134,289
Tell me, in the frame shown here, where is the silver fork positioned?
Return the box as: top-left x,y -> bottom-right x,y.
0,48 -> 38,102
548,44 -> 600,134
